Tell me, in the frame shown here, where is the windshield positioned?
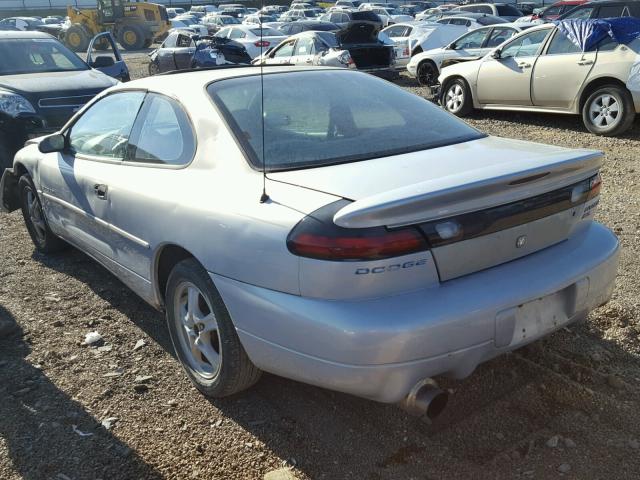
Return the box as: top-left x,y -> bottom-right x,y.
208,70 -> 483,171
477,16 -> 508,25
0,38 -> 88,75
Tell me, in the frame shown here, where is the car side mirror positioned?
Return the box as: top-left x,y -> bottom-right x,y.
38,133 -> 66,154
490,49 -> 501,59
90,56 -> 115,68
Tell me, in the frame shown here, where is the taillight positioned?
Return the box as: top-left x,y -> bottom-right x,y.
254,40 -> 270,47
588,172 -> 601,199
287,200 -> 428,261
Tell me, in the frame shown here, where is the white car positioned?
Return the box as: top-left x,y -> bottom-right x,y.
436,13 -> 509,30
380,22 -> 467,67
173,17 -> 209,36
214,25 -> 286,58
407,24 -> 524,84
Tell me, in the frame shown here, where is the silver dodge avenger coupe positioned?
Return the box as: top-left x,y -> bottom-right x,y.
0,67 -> 619,417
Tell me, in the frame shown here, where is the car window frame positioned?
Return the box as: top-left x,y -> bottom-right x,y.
542,28 -> 582,56
484,26 -> 517,48
124,92 -> 198,170
62,89 -> 147,165
453,27 -> 490,49
499,27 -> 552,59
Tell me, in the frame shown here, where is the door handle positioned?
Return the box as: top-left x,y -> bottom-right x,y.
577,59 -> 594,66
94,184 -> 108,200
517,62 -> 531,69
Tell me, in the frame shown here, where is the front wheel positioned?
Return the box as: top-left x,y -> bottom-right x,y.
416,60 -> 438,87
165,258 -> 262,397
148,60 -> 160,76
18,175 -> 67,253
582,85 -> 635,136
441,78 -> 473,117
118,25 -> 145,50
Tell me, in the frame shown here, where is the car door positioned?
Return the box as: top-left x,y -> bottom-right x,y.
531,28 -> 596,109
264,38 -> 296,64
476,28 -> 551,106
158,32 -> 178,71
174,34 -> 196,69
108,93 -> 197,294
38,91 -> 145,262
86,32 -> 130,82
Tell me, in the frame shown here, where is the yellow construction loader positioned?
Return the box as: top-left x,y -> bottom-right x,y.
63,0 -> 170,52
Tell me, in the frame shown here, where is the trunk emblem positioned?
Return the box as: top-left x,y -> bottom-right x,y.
516,235 -> 527,248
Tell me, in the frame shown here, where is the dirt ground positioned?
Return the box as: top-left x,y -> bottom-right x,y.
1,54 -> 639,480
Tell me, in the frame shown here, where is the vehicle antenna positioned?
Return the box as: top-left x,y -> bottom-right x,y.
259,0 -> 269,203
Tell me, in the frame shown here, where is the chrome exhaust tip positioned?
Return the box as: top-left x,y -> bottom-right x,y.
398,378 -> 448,419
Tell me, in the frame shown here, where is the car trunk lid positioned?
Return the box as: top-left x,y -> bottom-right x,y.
269,136 -> 603,280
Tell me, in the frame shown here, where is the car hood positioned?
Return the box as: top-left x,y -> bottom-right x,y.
336,20 -> 381,44
0,69 -> 117,97
269,136 -> 602,227
411,24 -> 468,50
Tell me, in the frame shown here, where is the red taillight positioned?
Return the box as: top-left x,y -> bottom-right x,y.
287,200 -> 429,261
254,40 -> 270,47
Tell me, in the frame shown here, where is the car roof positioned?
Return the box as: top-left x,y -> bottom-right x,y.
0,30 -> 53,39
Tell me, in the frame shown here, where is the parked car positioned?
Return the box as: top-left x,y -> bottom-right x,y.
214,25 -> 287,58
366,7 -> 413,27
438,21 -> 640,135
0,67 -> 618,418
243,14 -> 280,26
334,0 -> 363,9
148,31 -> 251,74
280,9 -> 319,21
190,5 -> 219,16
278,20 -> 341,35
436,13 -> 509,29
219,8 -> 249,19
319,9 -> 383,28
173,17 -> 209,37
166,7 -> 186,19
0,31 -> 119,170
256,25 -> 395,77
407,24 -> 524,84
39,17 -> 65,37
453,3 -> 523,22
558,0 -> 640,19
380,22 -> 467,66
527,0 -> 588,22
202,14 -> 241,34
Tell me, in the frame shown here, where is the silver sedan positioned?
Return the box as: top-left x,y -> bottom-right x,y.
0,67 -> 619,417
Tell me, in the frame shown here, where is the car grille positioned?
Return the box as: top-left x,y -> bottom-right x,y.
38,95 -> 95,108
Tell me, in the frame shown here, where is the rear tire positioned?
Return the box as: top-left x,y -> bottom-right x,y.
416,60 -> 438,87
118,24 -> 146,50
65,25 -> 90,52
582,85 -> 635,136
441,78 -> 473,117
18,175 -> 67,253
165,258 -> 262,397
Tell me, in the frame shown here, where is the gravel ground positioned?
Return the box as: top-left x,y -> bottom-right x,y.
1,54 -> 639,480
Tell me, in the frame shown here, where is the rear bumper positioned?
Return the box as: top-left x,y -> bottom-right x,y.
213,222 -> 619,403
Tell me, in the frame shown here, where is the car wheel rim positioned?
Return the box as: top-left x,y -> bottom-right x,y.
124,30 -> 137,45
418,64 -> 436,85
26,188 -> 46,242
446,84 -> 464,112
174,281 -> 221,380
589,94 -> 620,129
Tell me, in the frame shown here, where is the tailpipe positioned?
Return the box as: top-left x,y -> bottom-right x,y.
398,378 -> 448,419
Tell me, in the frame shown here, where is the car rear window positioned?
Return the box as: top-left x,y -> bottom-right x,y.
496,5 -> 523,16
250,27 -> 282,36
208,70 -> 484,171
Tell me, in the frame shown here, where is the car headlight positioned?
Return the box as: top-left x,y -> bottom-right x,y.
0,91 -> 36,117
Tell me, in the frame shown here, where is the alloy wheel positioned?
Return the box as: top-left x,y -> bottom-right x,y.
445,83 -> 464,113
589,94 -> 621,129
173,281 -> 221,379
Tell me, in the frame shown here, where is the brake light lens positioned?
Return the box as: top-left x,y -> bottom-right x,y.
254,40 -> 270,47
588,172 -> 601,199
287,200 -> 428,261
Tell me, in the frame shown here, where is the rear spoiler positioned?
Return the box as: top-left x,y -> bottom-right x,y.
333,150 -> 603,229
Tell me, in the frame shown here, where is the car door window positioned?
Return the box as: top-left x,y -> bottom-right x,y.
546,30 -> 581,55
449,18 -> 471,26
217,27 -> 230,37
455,29 -> 489,49
485,27 -> 516,48
176,34 -> 193,47
541,5 -> 561,18
597,5 -> 626,18
500,29 -> 550,58
127,94 -> 196,166
229,28 -> 246,39
273,40 -> 295,57
290,24 -> 303,34
68,92 -> 145,159
294,36 -> 315,55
